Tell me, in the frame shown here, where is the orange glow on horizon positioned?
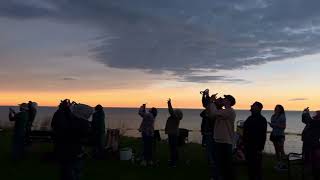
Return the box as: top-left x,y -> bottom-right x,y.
0,89 -> 318,111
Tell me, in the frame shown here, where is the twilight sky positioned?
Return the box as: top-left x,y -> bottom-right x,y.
1,0 -> 320,110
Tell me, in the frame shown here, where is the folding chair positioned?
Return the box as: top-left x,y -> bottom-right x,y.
233,120 -> 246,162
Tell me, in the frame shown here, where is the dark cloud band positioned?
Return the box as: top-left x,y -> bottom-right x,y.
2,0 -> 320,82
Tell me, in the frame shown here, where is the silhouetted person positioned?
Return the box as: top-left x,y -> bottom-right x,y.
91,104 -> 106,159
26,101 -> 37,145
302,108 -> 320,180
243,102 -> 267,180
200,89 -> 223,179
51,99 -> 90,180
201,89 -> 213,146
269,104 -> 286,170
165,98 -> 183,167
207,94 -> 236,180
302,107 -> 313,164
9,103 -> 29,160
51,100 -> 71,156
138,104 -> 158,166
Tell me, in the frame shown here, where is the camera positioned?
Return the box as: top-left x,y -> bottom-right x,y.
200,89 -> 209,95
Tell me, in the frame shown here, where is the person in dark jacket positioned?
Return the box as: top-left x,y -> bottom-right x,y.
165,98 -> 183,167
9,103 -> 29,160
200,89 -> 223,179
243,101 -> 267,180
51,99 -> 90,180
91,104 -> 106,159
201,89 -> 214,146
26,101 -> 37,145
51,100 -> 72,156
301,108 -> 320,180
301,108 -> 319,160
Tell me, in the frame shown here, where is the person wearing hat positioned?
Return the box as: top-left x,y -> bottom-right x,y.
91,104 -> 106,159
207,94 -> 236,180
9,103 -> 29,160
165,98 -> 183,167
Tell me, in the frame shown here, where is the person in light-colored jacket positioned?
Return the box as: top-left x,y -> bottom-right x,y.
207,94 -> 236,180
138,104 -> 158,166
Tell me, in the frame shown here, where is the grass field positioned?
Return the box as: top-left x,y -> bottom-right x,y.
0,130 -> 297,180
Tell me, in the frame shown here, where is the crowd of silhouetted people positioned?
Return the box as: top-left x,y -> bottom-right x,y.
6,89 -> 320,180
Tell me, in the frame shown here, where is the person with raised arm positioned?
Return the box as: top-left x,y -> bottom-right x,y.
138,103 -> 158,166
301,107 -> 320,180
9,103 -> 29,160
51,99 -> 90,180
165,98 -> 183,167
207,93 -> 236,180
25,101 -> 37,145
200,89 -> 223,179
201,89 -> 215,146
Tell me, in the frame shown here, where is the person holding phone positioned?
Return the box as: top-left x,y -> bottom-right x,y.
200,90 -> 223,179
301,107 -> 320,180
9,103 -> 29,160
25,101 -> 37,145
138,103 -> 158,166
302,107 -> 313,160
165,98 -> 183,167
207,93 -> 237,180
51,99 -> 90,180
269,104 -> 287,170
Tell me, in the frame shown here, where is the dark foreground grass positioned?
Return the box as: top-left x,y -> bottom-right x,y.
0,130 -> 290,180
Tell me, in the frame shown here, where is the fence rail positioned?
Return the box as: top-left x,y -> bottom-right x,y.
114,128 -> 302,135
119,128 -> 303,154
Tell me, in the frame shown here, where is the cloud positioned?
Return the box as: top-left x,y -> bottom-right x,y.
2,0 -> 320,82
179,75 -> 250,84
62,77 -> 77,81
288,98 -> 309,101
0,0 -> 53,19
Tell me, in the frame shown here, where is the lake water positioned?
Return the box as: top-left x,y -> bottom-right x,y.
0,106 -> 305,154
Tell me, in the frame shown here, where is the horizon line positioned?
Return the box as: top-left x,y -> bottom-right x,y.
0,105 -> 303,112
